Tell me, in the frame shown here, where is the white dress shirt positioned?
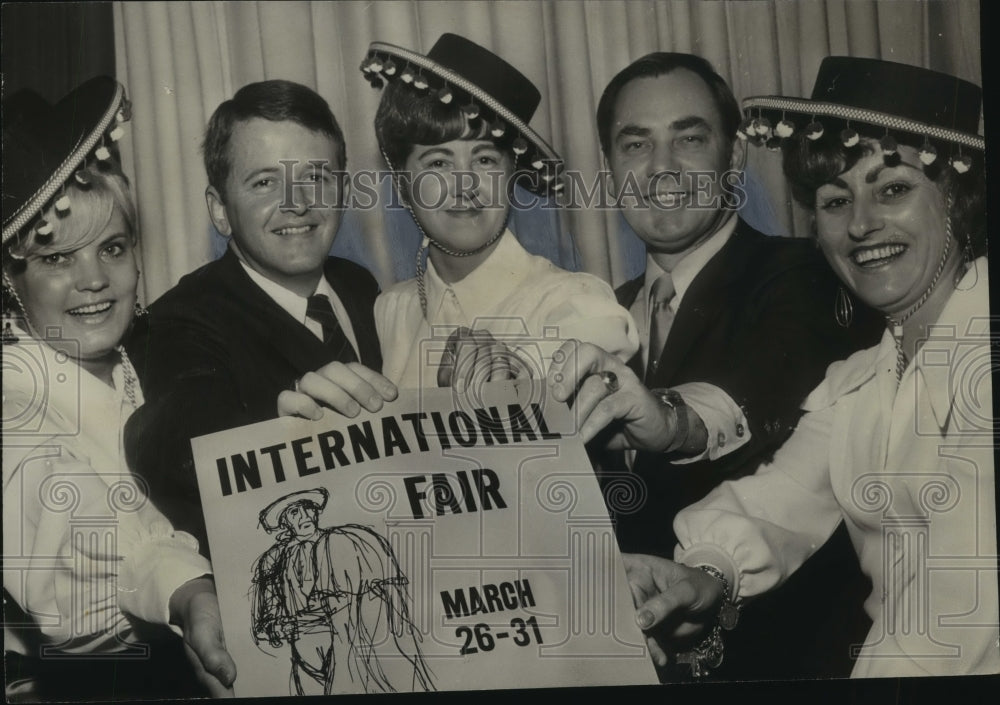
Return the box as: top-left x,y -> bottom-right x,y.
675,260 -> 998,677
3,327 -> 211,656
239,261 -> 359,356
375,229 -> 638,388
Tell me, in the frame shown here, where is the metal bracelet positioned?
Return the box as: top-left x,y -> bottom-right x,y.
675,625 -> 724,678
697,564 -> 741,631
673,565 -> 741,678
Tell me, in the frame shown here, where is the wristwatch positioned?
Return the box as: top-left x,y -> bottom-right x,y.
650,387 -> 689,452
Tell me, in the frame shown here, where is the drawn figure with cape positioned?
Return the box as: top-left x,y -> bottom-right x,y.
250,488 -> 435,694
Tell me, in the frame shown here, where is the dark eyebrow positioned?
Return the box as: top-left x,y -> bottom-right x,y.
470,142 -> 503,155
413,146 -> 454,161
615,125 -> 651,140
670,116 -> 711,131
242,167 -> 280,185
865,161 -> 922,183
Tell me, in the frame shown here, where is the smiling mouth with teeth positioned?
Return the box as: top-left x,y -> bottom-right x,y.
646,192 -> 689,208
273,225 -> 315,235
851,243 -> 907,266
68,302 -> 114,315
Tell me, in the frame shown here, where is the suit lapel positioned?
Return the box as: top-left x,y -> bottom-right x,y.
217,249 -> 336,373
615,275 -> 645,379
649,221 -> 753,387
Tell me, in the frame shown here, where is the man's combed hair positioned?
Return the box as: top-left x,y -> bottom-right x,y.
202,79 -> 347,194
596,52 -> 742,157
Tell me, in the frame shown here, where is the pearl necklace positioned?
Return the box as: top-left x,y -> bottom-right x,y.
116,345 -> 139,409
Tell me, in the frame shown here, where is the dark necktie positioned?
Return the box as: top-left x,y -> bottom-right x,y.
306,294 -> 357,363
645,272 -> 675,383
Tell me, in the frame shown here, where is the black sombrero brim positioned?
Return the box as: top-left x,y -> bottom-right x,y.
741,95 -> 984,151
3,77 -> 128,244
365,40 -> 562,172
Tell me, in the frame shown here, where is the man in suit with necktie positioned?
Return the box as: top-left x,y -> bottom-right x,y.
125,81 -> 394,556
578,53 -> 882,680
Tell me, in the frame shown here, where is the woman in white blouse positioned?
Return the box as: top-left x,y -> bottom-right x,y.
360,34 -> 637,389
548,57 -> 997,678
3,78 -> 235,699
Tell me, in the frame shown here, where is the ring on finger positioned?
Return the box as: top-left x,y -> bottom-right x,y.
599,370 -> 620,394
293,377 -> 302,393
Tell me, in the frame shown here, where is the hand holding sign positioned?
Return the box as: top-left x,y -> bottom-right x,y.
436,327 -> 534,388
546,340 -> 673,450
623,553 -> 725,667
193,382 -> 658,695
277,361 -> 398,420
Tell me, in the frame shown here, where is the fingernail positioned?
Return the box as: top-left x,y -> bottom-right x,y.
346,401 -> 360,416
368,395 -> 382,408
637,610 -> 653,629
312,409 -> 324,421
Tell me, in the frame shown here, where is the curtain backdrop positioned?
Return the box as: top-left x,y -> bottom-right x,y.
113,0 -> 982,303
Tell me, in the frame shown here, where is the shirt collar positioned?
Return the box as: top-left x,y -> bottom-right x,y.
6,323 -> 139,457
913,258 -> 990,430
239,259 -> 330,326
424,229 -> 525,323
800,259 -> 990,427
643,213 -> 738,312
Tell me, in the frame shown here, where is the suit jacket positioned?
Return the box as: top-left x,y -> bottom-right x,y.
611,219 -> 883,680
124,250 -> 381,556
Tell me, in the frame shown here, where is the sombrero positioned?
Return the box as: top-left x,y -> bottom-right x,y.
361,33 -> 563,193
258,488 -> 329,532
739,56 -> 983,170
3,76 -> 132,245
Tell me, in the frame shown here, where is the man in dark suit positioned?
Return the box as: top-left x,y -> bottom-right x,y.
552,53 -> 881,680
125,81 -> 394,556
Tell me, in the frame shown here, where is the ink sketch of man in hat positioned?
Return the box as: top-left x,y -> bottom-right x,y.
250,488 -> 434,694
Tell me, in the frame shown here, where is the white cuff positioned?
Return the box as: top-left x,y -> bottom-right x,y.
118,521 -> 212,635
675,543 -> 742,600
670,383 -> 751,463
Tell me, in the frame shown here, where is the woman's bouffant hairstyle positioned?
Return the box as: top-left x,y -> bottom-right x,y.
5,160 -> 137,274
374,79 -> 516,170
783,131 -> 986,258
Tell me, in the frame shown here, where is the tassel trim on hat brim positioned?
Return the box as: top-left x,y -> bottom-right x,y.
365,40 -> 563,172
740,96 -> 984,151
3,82 -> 128,245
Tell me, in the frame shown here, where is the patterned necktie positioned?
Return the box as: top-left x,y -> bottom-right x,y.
645,272 -> 675,383
306,293 -> 357,363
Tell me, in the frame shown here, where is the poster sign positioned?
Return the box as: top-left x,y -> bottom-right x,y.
192,380 -> 658,696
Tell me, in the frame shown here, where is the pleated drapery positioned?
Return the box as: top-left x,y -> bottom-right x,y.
113,0 -> 981,303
